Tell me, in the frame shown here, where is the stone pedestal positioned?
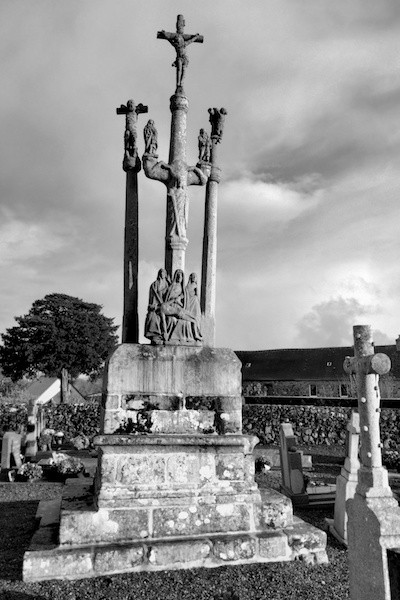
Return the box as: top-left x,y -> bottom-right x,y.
23,344 -> 328,581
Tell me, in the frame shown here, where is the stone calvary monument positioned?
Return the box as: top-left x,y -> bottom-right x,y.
23,15 -> 327,581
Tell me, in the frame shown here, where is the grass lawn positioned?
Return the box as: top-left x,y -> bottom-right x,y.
0,447 -> 351,600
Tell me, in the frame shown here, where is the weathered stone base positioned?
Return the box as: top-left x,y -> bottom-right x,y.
23,345 -> 328,581
24,493 -> 328,582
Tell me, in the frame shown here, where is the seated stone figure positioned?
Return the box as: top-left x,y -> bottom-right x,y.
145,269 -> 203,345
144,268 -> 170,344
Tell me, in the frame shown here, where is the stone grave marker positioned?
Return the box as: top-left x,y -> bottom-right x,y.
327,410 -> 360,545
279,421 -> 307,498
345,324 -> 400,600
24,400 -> 38,460
279,421 -> 336,507
1,432 -> 22,470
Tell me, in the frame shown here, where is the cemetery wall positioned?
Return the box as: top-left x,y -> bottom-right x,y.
242,404 -> 400,448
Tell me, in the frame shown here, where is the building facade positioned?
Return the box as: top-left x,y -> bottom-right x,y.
236,338 -> 400,405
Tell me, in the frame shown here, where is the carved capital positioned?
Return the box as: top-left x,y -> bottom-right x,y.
196,161 -> 212,178
170,93 -> 189,113
168,235 -> 188,251
123,154 -> 141,173
209,165 -> 221,184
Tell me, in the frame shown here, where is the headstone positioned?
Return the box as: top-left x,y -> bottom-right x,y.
1,432 -> 22,470
345,325 -> 400,600
327,410 -> 360,545
279,421 -> 306,497
279,421 -> 336,507
25,399 -> 38,460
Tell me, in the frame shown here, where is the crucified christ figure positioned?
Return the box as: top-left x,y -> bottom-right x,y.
157,15 -> 203,90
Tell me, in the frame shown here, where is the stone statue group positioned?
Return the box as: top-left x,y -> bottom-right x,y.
145,269 -> 203,345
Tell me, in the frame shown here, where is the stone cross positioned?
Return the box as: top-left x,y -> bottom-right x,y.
143,16 -> 208,276
345,324 -> 400,600
343,324 -> 391,492
116,99 -> 148,343
157,14 -> 203,92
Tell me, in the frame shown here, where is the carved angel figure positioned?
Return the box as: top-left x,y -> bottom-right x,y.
208,107 -> 228,143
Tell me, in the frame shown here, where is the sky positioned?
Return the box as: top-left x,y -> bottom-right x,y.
1,0 -> 400,351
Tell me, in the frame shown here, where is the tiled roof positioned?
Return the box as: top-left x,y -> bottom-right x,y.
25,377 -> 58,397
235,345 -> 400,381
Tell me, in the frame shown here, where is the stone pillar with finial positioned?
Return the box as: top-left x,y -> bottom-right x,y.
116,99 -> 148,342
200,107 -> 227,346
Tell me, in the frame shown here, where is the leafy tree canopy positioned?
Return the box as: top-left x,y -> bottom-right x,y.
0,293 -> 119,381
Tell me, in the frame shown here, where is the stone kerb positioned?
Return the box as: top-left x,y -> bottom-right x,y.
100,344 -> 242,435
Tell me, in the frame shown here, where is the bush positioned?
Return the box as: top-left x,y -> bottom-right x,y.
42,403 -> 100,442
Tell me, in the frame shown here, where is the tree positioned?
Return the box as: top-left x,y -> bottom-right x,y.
0,293 -> 119,382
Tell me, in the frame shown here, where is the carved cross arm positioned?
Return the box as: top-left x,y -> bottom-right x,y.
142,156 -> 170,184
186,165 -> 208,187
343,353 -> 391,376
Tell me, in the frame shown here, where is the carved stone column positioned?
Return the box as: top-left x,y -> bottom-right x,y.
201,164 -> 220,346
165,93 -> 189,275
200,108 -> 227,346
122,162 -> 141,343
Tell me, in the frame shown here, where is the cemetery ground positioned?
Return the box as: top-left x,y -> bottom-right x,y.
0,444 -> 359,600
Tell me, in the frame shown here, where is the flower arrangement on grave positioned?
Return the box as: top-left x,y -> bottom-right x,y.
54,455 -> 84,476
39,428 -> 55,450
71,434 -> 90,450
17,462 -> 43,482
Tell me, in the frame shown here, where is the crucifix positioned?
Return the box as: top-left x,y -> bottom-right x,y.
157,14 -> 203,93
143,16 -> 208,276
116,99 -> 148,171
116,99 -> 148,343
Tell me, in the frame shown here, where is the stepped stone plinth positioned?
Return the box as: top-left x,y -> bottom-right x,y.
23,344 -> 328,581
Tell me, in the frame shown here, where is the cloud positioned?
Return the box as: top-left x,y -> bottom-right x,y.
0,219 -> 65,265
295,296 -> 389,347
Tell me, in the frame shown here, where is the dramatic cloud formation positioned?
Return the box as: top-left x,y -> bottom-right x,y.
1,1 -> 400,352
295,296 -> 392,347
